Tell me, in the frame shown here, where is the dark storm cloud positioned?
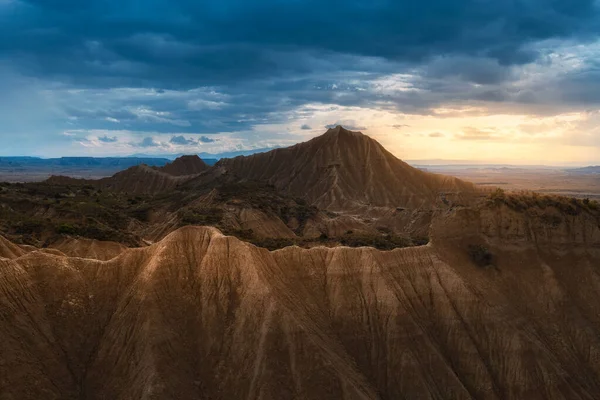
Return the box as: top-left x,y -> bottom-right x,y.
2,0 -> 599,89
1,0 -> 600,155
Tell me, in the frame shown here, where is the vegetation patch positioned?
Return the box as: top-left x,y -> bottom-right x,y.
179,207 -> 224,225
224,228 -> 429,251
488,188 -> 599,216
468,244 -> 494,268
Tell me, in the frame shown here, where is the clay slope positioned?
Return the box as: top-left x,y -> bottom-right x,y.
218,126 -> 477,210
45,165 -> 183,194
2,220 -> 600,399
159,155 -> 209,176
49,236 -> 127,261
0,234 -> 26,259
98,164 -> 188,194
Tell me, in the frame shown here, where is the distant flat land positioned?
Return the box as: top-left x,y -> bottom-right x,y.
412,164 -> 600,200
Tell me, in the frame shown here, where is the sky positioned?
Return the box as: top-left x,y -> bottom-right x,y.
1,0 -> 600,165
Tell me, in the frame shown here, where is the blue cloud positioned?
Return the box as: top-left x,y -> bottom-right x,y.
199,136 -> 216,143
136,137 -> 160,147
2,0 -> 599,89
170,135 -> 196,145
98,135 -> 118,143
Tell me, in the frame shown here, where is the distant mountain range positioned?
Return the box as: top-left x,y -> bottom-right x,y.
129,147 -> 278,160
0,156 -> 217,182
568,166 -> 600,175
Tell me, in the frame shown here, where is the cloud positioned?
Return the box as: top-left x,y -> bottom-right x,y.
170,135 -> 197,145
136,137 -> 160,147
1,0 -> 600,160
169,134 -> 217,145
3,0 -> 599,92
325,122 -> 367,131
428,132 -> 444,138
98,135 -> 118,143
454,127 -> 503,141
300,124 -> 312,130
199,135 -> 217,143
392,124 -> 410,129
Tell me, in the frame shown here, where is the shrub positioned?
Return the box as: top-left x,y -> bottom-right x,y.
341,232 -> 412,250
489,188 -> 505,203
412,236 -> 430,246
540,213 -> 562,227
468,244 -> 493,267
251,237 -> 296,251
56,223 -> 77,235
13,219 -> 44,235
180,207 -> 223,225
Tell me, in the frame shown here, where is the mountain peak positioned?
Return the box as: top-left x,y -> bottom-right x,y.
219,126 -> 476,209
323,125 -> 364,137
159,155 -> 209,176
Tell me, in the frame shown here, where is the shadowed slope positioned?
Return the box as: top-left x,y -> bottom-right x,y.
159,155 -> 209,176
1,212 -> 600,399
0,234 -> 26,259
218,126 -> 476,210
45,155 -> 209,195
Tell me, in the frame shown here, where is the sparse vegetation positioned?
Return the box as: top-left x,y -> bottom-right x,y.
179,207 -> 223,225
223,227 -> 429,251
487,189 -> 600,215
468,244 -> 494,268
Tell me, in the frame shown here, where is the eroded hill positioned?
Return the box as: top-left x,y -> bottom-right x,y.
218,126 -> 477,210
4,128 -> 473,250
1,206 -> 600,399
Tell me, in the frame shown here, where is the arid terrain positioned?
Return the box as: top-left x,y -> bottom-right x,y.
1,127 -> 600,399
418,164 -> 600,200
